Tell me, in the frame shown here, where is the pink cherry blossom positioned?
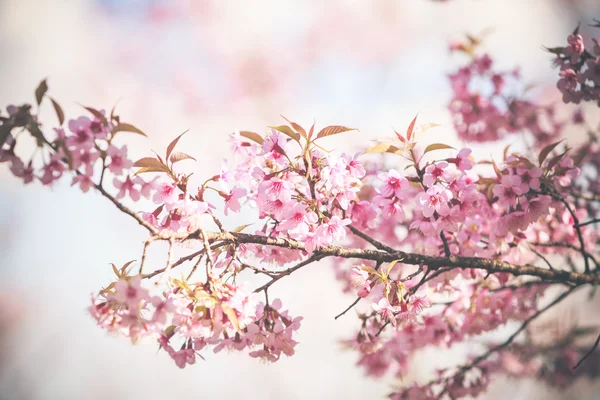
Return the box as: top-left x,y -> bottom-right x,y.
372,298 -> 400,326
418,185 -> 452,218
114,175 -> 141,201
378,169 -> 409,198
107,145 -> 133,176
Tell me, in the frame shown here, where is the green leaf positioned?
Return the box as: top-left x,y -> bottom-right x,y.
538,140 -> 563,165
386,260 -> 401,277
113,123 -> 147,137
423,143 -> 455,154
49,97 -> 65,125
170,151 -> 196,164
35,79 -> 48,106
166,130 -> 188,160
268,125 -> 300,142
316,125 -> 357,139
239,130 -> 264,145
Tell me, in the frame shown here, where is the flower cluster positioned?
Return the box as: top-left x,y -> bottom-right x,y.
3,69 -> 600,400
90,270 -> 301,367
448,41 -> 564,145
548,24 -> 600,106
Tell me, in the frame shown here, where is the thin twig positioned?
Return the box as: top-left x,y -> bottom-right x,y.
334,297 -> 362,320
254,254 -> 325,293
573,332 -> 600,369
575,218 -> 600,228
433,286 -> 578,398
347,225 -> 395,253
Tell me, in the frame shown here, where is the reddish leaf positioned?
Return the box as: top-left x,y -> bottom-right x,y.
166,130 -> 189,160
316,125 -> 357,139
49,97 -> 65,126
82,106 -> 108,125
538,140 -> 563,165
170,151 -> 196,164
269,125 -> 300,142
491,159 -> 502,178
280,115 -> 306,138
113,123 -> 147,137
35,79 -> 48,106
547,149 -> 570,171
134,166 -> 170,175
406,114 -> 418,141
133,157 -> 170,174
239,130 -> 264,145
393,130 -> 407,143
308,121 -> 316,140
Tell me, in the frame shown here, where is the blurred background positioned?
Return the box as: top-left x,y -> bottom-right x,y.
1,0 -> 600,399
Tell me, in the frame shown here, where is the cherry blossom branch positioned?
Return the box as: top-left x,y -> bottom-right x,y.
419,286 -> 578,399
347,225 -> 395,253
196,231 -> 599,286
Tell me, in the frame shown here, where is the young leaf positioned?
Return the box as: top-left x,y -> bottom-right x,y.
111,263 -> 121,278
166,130 -> 189,160
366,143 -> 403,154
221,304 -> 242,333
316,125 -> 357,139
269,125 -> 300,142
49,97 -> 65,125
538,140 -> 563,165
414,123 -> 441,140
170,151 -> 196,164
280,116 -> 306,138
503,144 -> 511,161
239,130 -> 264,145
308,121 -> 316,140
121,260 -> 136,275
133,157 -> 170,174
135,166 -> 170,175
35,79 -> 48,106
423,143 -> 455,154
491,159 -> 502,178
113,123 -> 147,137
393,130 -> 407,143
546,149 -> 570,171
233,223 -> 253,233
359,265 -> 379,276
386,260 -> 401,277
406,114 -> 418,141
82,106 -> 108,125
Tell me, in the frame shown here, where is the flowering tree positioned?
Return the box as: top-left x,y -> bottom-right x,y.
2,24 -> 600,399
